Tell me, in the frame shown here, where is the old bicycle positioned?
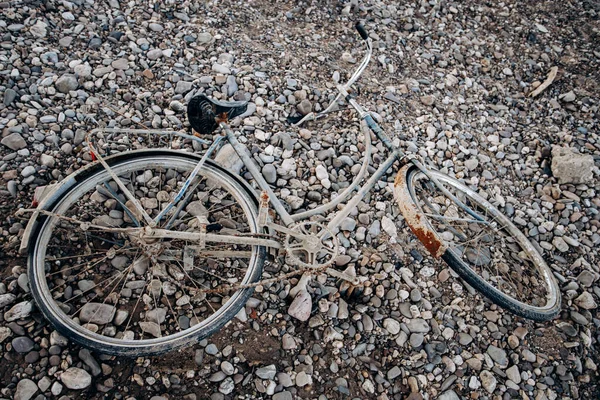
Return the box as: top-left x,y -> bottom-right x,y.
19,23 -> 561,356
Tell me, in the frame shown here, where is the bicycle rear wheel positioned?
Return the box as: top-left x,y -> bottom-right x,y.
395,165 -> 561,321
27,150 -> 265,356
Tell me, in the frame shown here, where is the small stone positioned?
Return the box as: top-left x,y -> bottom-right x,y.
0,293 -> 16,308
139,322 -> 161,338
295,371 -> 312,387
14,379 -> 38,400
175,81 -> 194,94
1,133 -> 27,150
551,147 -> 595,184
406,319 -> 430,333
297,100 -> 312,116
55,74 -> 79,93
60,368 -> 92,390
437,390 -> 459,400
147,49 -> 163,60
0,327 -> 11,343
410,333 -> 424,347
273,392 -> 293,400
487,345 -> 508,367
480,370 -> 497,393
219,377 -> 234,394
79,303 -> 116,325
559,91 -> 576,102
383,318 -> 401,335
506,365 -> 521,384
288,290 -> 311,321
111,58 -> 129,70
4,301 -> 33,322
420,95 -> 435,106
387,366 -> 402,380
4,88 -> 18,106
256,364 -> 277,380
197,32 -> 213,43
205,344 -> 218,355
12,337 -> 35,353
574,292 -> 597,310
262,164 -> 277,184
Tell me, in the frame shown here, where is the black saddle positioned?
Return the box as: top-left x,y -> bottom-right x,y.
187,94 -> 248,135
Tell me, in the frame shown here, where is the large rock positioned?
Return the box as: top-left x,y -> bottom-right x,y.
551,146 -> 595,184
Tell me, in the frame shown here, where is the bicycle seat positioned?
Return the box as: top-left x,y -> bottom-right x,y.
187,94 -> 248,135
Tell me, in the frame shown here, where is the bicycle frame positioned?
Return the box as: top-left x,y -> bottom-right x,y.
21,24 -> 486,262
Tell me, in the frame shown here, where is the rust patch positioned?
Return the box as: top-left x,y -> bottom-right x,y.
394,165 -> 447,258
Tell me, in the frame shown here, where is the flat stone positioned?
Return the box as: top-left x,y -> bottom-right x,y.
14,379 -> 38,400
1,133 -> 27,150
175,81 -> 194,94
551,146 -> 595,184
79,303 -> 116,325
4,88 -> 18,106
256,364 -> 277,380
387,366 -> 402,380
0,293 -> 16,308
437,390 -> 459,400
111,58 -> 129,70
383,318 -> 401,335
480,370 -> 497,393
55,74 -> 78,93
405,318 -> 430,333
273,391 -> 293,400
60,367 -> 92,390
288,290 -> 311,321
574,292 -> 597,310
4,301 -> 33,322
295,371 -> 312,387
506,365 -> 521,384
139,321 -> 161,337
262,164 -> 277,184
487,345 -> 508,367
12,336 -> 34,353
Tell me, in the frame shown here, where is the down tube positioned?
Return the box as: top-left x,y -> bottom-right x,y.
223,125 -> 295,227
326,153 -> 398,232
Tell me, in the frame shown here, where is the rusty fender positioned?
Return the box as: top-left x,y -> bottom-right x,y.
394,165 -> 448,258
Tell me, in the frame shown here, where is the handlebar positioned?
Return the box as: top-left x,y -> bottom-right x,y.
289,21 -> 373,126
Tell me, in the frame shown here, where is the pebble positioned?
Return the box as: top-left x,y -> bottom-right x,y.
55,74 -> 78,93
14,379 -> 38,400
1,133 -> 27,150
12,336 -> 34,353
0,3 -> 598,399
60,368 -> 92,390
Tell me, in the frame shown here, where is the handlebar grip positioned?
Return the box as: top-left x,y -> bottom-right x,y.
355,22 -> 368,40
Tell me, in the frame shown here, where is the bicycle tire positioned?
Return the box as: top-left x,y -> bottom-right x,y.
396,165 -> 561,322
27,150 -> 265,356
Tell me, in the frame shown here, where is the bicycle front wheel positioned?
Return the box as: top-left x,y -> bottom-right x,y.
27,150 -> 265,356
395,165 -> 561,321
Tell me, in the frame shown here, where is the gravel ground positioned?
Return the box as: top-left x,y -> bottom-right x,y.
1,0 -> 599,399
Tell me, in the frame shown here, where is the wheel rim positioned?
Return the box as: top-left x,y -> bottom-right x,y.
407,170 -> 558,312
31,155 -> 260,351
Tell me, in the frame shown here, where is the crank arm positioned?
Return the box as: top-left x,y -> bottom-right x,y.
325,267 -> 360,286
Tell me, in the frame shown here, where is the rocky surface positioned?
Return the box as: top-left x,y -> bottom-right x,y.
0,0 -> 599,399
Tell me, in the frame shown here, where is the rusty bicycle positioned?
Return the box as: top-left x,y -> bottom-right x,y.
20,23 -> 560,356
